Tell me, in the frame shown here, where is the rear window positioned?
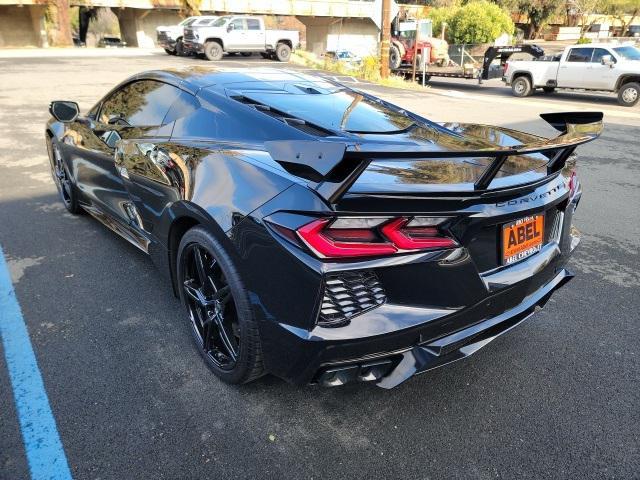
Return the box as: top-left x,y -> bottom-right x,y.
247,19 -> 261,30
239,89 -> 415,133
567,48 -> 593,62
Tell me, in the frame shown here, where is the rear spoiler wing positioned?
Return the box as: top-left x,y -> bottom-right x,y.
265,111 -> 603,204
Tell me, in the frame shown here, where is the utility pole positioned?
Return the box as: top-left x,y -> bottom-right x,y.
380,0 -> 391,79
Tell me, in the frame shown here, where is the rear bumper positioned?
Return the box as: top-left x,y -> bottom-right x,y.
377,268 -> 572,388
256,220 -> 580,388
263,268 -> 573,388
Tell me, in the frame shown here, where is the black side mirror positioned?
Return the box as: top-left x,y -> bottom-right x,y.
227,24 -> 234,32
49,101 -> 80,123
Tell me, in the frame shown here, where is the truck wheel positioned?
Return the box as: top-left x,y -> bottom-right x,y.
389,45 -> 401,70
275,43 -> 291,62
542,87 -> 555,94
618,82 -> 640,107
512,76 -> 533,97
204,41 -> 223,61
176,39 -> 185,56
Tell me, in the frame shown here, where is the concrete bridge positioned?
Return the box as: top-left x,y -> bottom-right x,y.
0,0 -> 398,56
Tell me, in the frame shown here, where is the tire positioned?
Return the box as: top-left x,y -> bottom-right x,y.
175,38 -> 185,56
512,76 -> 533,97
204,41 -> 223,61
177,226 -> 264,384
618,82 -> 640,107
275,42 -> 291,62
241,52 -> 252,57
542,86 -> 555,94
389,44 -> 401,70
259,52 -> 269,59
47,138 -> 81,214
164,48 -> 176,56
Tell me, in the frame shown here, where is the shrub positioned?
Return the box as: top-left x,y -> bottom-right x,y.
447,0 -> 515,44
428,7 -> 457,39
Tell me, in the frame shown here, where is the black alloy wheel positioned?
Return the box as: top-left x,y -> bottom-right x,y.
48,139 -> 81,214
177,227 -> 263,383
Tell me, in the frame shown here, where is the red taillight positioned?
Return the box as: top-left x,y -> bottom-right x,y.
296,217 -> 457,259
568,171 -> 578,197
297,219 -> 397,258
381,217 -> 458,250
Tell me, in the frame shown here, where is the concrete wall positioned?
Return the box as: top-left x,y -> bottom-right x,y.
0,5 -> 47,47
114,8 -> 182,48
300,17 -> 378,57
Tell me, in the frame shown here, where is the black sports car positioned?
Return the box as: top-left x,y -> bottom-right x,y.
46,68 -> 602,388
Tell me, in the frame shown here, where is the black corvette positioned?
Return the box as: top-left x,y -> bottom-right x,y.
46,68 -> 602,388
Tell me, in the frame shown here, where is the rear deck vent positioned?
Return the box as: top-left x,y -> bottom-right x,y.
319,271 -> 386,327
229,94 -> 332,137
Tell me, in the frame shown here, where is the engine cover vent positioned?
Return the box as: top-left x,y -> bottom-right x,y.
319,271 -> 386,327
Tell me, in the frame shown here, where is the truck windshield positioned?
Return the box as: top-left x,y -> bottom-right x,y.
212,16 -> 231,27
614,46 -> 640,60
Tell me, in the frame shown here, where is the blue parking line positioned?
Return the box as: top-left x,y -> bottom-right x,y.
0,246 -> 72,480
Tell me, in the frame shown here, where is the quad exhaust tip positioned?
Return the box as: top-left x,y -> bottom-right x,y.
317,360 -> 394,387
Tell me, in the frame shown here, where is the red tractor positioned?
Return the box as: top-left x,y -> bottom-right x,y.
389,18 -> 449,71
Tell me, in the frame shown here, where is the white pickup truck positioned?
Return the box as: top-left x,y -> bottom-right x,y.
182,15 -> 300,62
156,16 -> 218,56
503,43 -> 640,106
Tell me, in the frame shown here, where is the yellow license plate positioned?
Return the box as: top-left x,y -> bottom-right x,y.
502,214 -> 545,265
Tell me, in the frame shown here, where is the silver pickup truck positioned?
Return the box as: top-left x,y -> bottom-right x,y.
503,43 -> 640,106
183,15 -> 300,62
156,16 -> 218,56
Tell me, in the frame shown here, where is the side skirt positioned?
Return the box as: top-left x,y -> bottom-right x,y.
81,203 -> 150,253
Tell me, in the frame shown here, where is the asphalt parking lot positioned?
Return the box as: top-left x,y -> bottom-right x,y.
0,49 -> 639,479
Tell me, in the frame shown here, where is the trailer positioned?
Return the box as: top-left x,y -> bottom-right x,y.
393,44 -> 545,85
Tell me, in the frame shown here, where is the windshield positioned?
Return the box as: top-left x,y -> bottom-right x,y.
242,90 -> 416,133
614,46 -> 640,60
212,16 -> 231,27
180,18 -> 196,26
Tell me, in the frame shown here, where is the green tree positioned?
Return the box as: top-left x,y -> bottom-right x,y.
427,6 -> 457,38
602,0 -> 640,35
447,0 -> 515,43
517,0 -> 560,39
